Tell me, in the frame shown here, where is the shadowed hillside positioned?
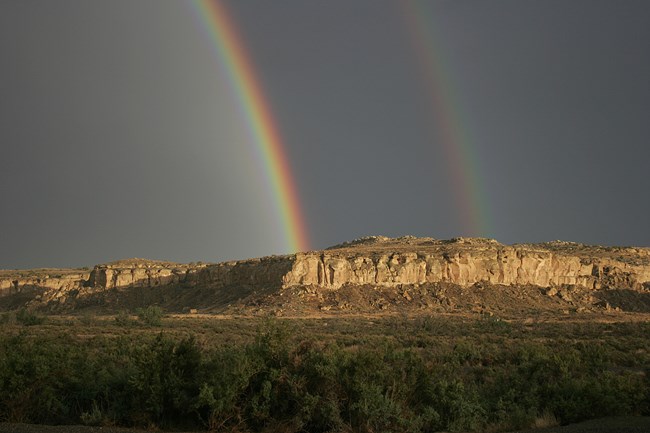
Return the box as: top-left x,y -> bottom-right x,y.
1,237 -> 649,317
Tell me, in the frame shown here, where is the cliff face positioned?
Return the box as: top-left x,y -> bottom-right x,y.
283,240 -> 650,291
87,260 -> 201,290
1,237 -> 649,313
0,256 -> 294,311
0,271 -> 90,297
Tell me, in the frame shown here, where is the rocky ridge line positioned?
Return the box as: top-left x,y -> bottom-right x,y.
0,237 -> 648,313
285,238 -> 650,291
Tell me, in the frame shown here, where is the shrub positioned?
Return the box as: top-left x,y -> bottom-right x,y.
16,308 -> 45,326
127,334 -> 202,424
114,310 -> 132,326
80,401 -> 103,426
135,306 -> 164,327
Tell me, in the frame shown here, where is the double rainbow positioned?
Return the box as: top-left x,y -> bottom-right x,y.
191,0 -> 491,249
191,0 -> 310,253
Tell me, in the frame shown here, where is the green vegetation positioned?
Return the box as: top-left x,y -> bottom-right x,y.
114,310 -> 132,327
136,305 -> 165,326
15,308 -> 46,326
0,316 -> 648,432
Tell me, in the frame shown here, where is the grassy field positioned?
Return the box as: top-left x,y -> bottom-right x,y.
0,310 -> 648,432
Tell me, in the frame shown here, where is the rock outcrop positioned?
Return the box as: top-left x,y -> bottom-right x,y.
0,256 -> 294,311
1,237 -> 649,313
283,237 -> 650,291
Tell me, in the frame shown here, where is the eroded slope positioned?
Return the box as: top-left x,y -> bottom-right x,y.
1,237 -> 649,315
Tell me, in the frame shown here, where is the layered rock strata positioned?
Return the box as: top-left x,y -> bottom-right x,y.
284,238 -> 650,291
1,237 -> 649,311
0,256 -> 293,309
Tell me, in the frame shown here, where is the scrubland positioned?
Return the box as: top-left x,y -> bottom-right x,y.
0,310 -> 648,433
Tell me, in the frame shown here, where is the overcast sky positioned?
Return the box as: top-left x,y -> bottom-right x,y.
1,0 -> 648,269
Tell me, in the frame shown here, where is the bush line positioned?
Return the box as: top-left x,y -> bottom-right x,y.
0,322 -> 648,432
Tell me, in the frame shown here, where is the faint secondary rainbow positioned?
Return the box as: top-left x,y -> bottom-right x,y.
402,1 -> 491,237
191,0 -> 310,253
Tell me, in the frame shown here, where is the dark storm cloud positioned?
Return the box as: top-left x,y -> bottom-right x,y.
0,0 -> 648,268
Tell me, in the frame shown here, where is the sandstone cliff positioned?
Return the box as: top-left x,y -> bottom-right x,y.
1,237 -> 648,314
283,237 -> 650,291
0,256 -> 293,311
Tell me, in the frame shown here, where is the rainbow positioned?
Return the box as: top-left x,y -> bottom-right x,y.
402,1 -> 491,237
190,0 -> 310,253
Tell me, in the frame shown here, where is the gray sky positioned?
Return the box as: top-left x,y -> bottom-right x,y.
1,0 -> 648,269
